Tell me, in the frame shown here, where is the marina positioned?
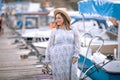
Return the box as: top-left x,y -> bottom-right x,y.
0,0 -> 120,80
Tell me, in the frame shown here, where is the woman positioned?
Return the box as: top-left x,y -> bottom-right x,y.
107,18 -> 118,35
50,21 -> 55,29
0,13 -> 5,34
45,9 -> 80,80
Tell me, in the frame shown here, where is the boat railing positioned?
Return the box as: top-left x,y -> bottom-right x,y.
79,35 -> 104,79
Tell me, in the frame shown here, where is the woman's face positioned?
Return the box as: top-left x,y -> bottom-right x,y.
55,14 -> 64,26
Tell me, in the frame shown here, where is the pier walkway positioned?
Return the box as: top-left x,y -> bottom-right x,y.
0,26 -> 45,80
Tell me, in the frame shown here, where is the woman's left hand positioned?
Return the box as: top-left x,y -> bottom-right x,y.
72,57 -> 78,64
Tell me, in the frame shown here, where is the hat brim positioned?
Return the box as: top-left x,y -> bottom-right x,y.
54,9 -> 71,22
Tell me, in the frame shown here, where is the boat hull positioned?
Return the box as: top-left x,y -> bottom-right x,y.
78,55 -> 120,80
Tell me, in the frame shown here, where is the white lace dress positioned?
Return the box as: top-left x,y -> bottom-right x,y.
45,28 -> 80,80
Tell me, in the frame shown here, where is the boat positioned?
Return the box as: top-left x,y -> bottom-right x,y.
9,10 -> 51,59
77,0 -> 120,80
12,10 -> 50,42
71,16 -> 118,55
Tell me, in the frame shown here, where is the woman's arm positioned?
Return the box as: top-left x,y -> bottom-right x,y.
45,29 -> 56,63
72,29 -> 80,63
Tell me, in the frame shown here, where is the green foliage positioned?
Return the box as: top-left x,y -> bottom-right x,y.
70,2 -> 78,10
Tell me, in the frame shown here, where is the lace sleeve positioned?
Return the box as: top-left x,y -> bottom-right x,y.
73,29 -> 81,58
45,29 -> 56,62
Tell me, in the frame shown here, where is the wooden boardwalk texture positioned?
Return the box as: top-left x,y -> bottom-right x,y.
0,26 -> 45,80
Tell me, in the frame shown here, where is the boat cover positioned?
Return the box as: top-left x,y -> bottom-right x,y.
78,0 -> 120,20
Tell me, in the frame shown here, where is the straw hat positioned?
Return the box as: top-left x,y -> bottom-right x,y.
54,8 -> 71,22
